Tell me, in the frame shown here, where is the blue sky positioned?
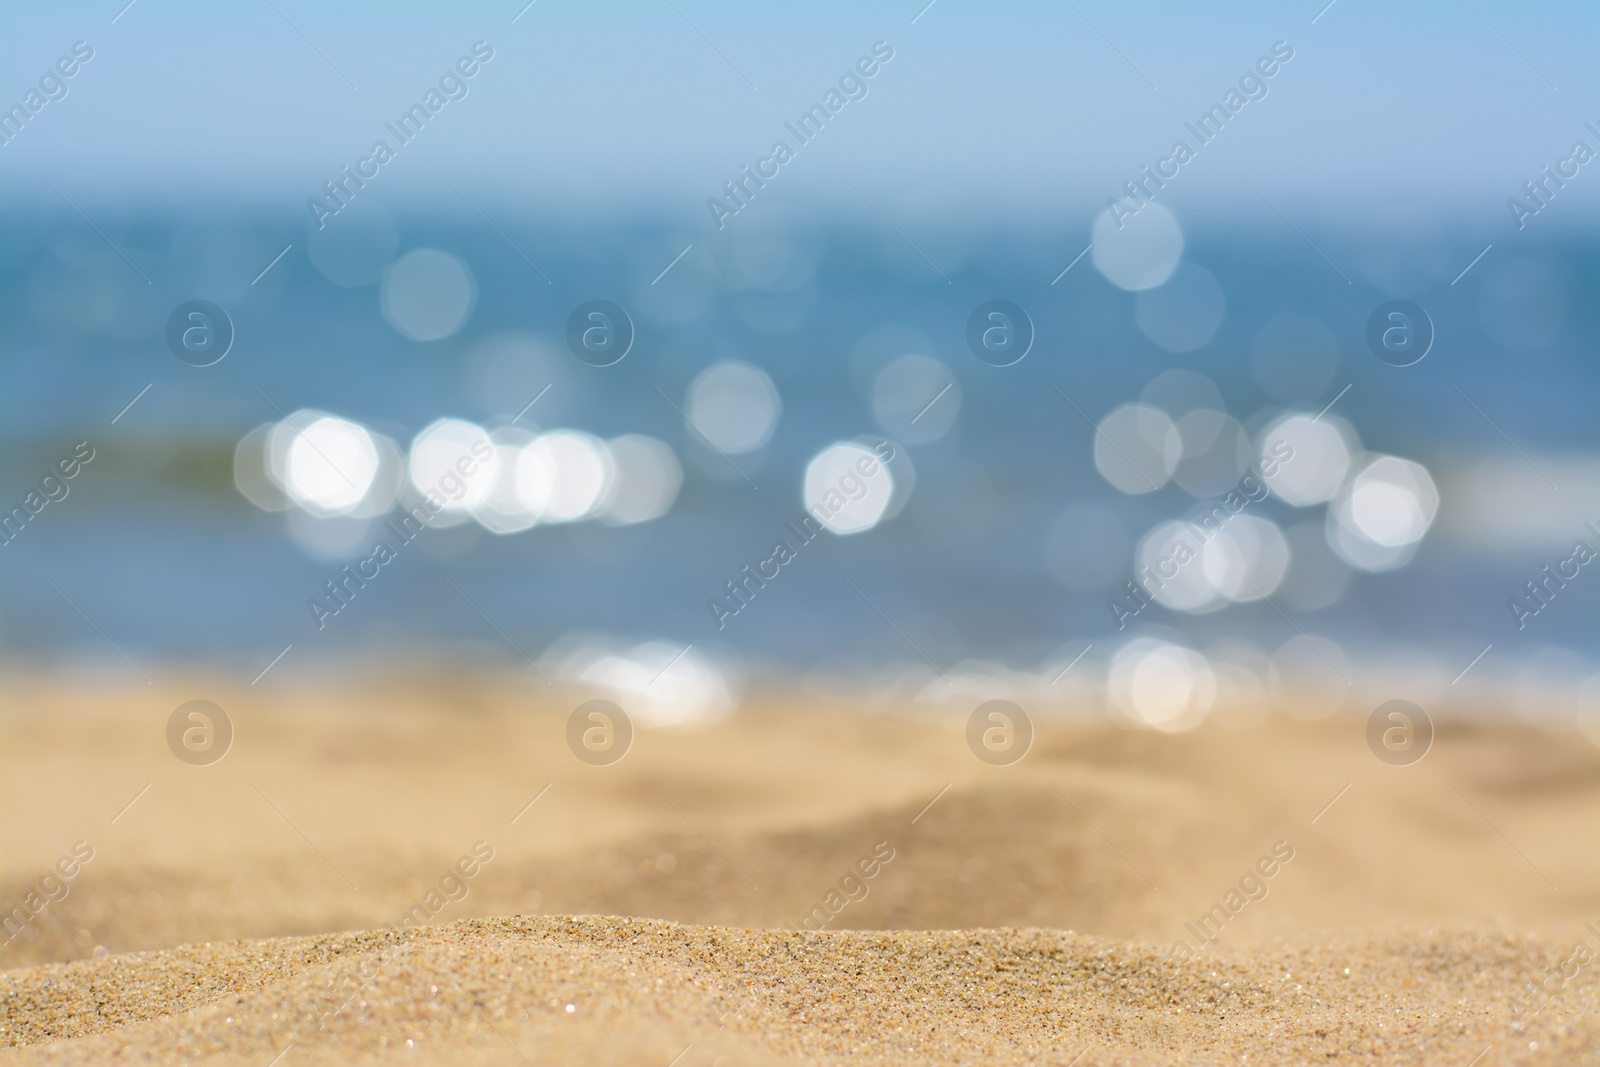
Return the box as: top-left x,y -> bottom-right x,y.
4,0 -> 1597,231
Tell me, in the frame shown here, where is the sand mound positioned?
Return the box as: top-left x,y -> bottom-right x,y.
4,675 -> 1599,1063
4,917 -> 1597,1066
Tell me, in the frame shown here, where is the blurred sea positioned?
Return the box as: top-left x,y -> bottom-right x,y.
0,204 -> 1595,703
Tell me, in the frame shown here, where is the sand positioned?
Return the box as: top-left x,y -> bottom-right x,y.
2,669 -> 1598,1064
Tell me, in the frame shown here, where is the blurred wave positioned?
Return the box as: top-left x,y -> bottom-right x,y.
0,200 -> 1593,710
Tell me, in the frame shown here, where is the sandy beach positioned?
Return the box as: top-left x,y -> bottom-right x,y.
2,669 -> 1597,1064
6,2 -> 1594,1062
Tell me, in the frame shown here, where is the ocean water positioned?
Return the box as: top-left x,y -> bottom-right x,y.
0,205 -> 1594,701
